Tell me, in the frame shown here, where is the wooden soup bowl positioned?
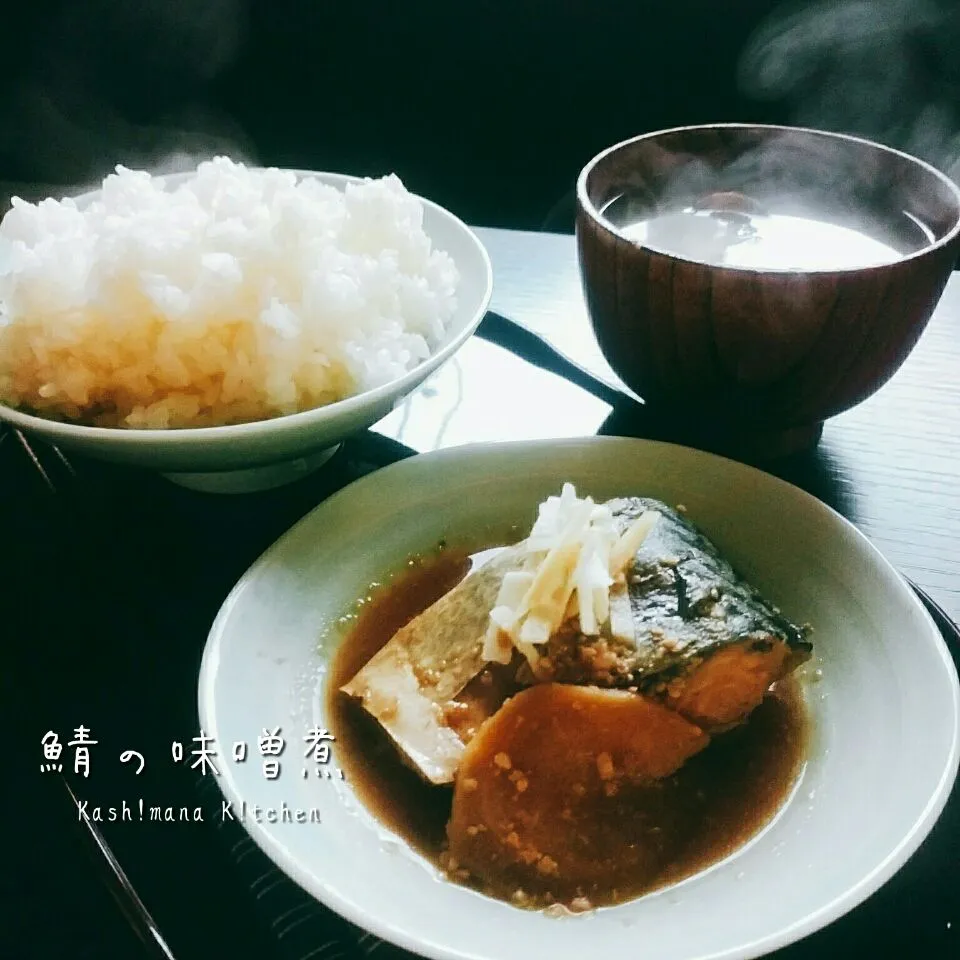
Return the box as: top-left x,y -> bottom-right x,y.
576,124 -> 960,457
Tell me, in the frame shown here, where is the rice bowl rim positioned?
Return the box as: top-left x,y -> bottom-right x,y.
0,168 -> 493,445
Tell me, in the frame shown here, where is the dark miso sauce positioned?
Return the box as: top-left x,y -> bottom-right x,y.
329,549 -> 809,908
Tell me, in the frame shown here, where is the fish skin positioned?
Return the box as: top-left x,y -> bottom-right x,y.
538,497 -> 812,697
611,496 -> 812,680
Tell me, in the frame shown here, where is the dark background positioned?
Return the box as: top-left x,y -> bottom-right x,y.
2,0 -> 959,230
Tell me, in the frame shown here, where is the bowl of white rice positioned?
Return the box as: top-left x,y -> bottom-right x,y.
0,159 -> 492,492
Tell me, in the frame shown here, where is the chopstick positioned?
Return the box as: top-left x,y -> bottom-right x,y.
60,775 -> 179,960
4,433 -> 179,960
476,311 -> 639,410
909,581 -> 960,655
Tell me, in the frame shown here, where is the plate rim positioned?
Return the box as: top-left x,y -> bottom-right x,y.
197,435 -> 960,960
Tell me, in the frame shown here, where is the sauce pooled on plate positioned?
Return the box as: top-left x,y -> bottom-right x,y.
330,545 -> 809,911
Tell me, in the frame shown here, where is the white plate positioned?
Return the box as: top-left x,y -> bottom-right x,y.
198,437 -> 960,960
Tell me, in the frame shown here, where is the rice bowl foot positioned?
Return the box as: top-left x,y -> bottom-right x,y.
163,443 -> 340,493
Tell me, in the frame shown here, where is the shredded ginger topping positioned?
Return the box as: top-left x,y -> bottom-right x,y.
482,484 -> 659,666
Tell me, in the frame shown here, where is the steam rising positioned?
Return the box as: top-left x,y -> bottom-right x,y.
0,0 -> 254,205
739,0 -> 960,181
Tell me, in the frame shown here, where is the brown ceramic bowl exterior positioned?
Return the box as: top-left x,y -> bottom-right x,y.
576,124 -> 960,455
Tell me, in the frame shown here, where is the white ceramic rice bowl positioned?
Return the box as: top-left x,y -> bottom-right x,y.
0,170 -> 492,492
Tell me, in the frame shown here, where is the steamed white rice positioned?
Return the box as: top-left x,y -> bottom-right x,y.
0,158 -> 460,428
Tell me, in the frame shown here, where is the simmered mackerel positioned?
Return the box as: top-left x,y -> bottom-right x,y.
343,494 -> 811,784
336,484 -> 813,910
535,497 -> 812,728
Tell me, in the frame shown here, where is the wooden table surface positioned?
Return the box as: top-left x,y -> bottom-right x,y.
475,226 -> 960,622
